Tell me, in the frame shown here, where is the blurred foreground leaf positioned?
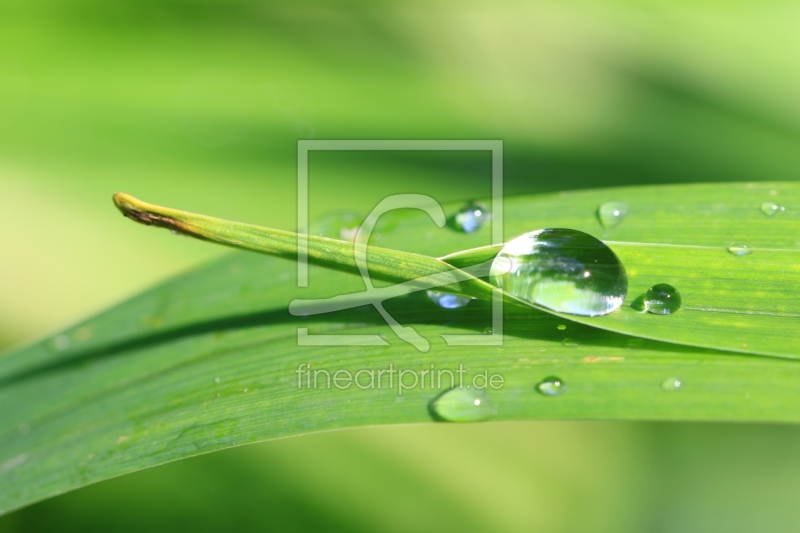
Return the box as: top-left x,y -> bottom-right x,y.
1,182 -> 799,514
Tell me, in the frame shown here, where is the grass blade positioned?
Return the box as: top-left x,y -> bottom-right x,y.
1,182 -> 799,514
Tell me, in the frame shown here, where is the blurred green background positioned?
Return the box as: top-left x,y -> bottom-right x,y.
2,0 -> 800,531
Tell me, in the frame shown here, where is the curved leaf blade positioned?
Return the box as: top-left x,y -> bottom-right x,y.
1,182 -> 799,514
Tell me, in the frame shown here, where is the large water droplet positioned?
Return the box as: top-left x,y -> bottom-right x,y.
430,388 -> 496,422
537,376 -> 566,396
760,202 -> 785,217
490,229 -> 628,316
557,324 -> 567,331
661,377 -> 682,391
644,283 -> 682,315
597,201 -> 629,229
453,201 -> 490,233
426,290 -> 472,309
727,241 -> 754,256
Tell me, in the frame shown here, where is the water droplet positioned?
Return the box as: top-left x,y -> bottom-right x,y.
490,229 -> 628,316
760,201 -> 785,217
453,201 -> 490,233
426,290 -> 472,309
53,335 -> 70,351
644,283 -> 682,315
562,338 -> 579,347
661,377 -> 682,391
727,241 -> 754,256
214,377 -> 220,383
483,326 -> 493,335
537,376 -> 566,396
313,212 -> 362,241
597,201 -> 629,229
557,324 -> 567,331
430,388 -> 496,422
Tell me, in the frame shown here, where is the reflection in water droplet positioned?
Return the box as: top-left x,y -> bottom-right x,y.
661,377 -> 682,391
562,338 -> 579,347
538,377 -> 566,396
557,324 -> 567,331
490,229 -> 628,316
760,201 -> 785,217
644,284 -> 682,315
53,335 -> 70,351
727,241 -> 754,256
426,290 -> 472,309
430,388 -> 496,422
483,327 -> 493,335
454,201 -> 490,233
597,201 -> 629,229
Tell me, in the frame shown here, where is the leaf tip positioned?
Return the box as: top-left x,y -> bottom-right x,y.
112,192 -> 184,233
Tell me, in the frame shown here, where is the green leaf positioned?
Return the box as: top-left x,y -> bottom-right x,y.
1,182 -> 799,514
445,183 -> 800,359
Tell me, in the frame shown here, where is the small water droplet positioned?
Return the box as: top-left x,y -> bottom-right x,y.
313,212 -> 362,241
597,201 -> 629,229
562,338 -> 579,347
727,241 -> 754,256
644,284 -> 682,315
426,290 -> 472,309
760,201 -> 785,217
53,335 -> 70,351
483,326 -> 493,335
214,377 -> 220,383
537,376 -> 566,396
430,388 -> 496,422
661,377 -> 682,391
557,324 -> 567,331
453,201 -> 490,233
490,229 -> 628,316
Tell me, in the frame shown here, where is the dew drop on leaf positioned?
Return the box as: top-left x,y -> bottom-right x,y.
489,228 -> 628,316
312,211 -> 362,241
53,335 -> 70,351
661,377 -> 682,391
597,201 -> 629,229
430,388 -> 496,422
557,324 -> 567,331
727,241 -> 754,256
537,376 -> 566,396
453,201 -> 490,233
644,283 -> 682,315
760,201 -> 785,217
426,290 -> 472,309
562,338 -> 579,347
